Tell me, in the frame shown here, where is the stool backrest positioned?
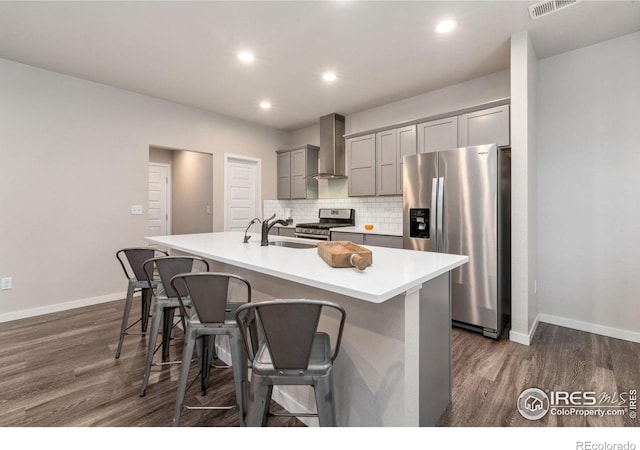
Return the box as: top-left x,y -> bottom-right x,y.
143,256 -> 209,298
170,272 -> 251,324
116,247 -> 167,281
236,299 -> 346,371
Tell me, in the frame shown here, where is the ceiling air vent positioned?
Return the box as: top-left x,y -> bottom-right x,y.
528,0 -> 582,20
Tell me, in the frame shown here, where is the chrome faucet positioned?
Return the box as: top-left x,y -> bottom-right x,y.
243,218 -> 261,243
261,213 -> 288,246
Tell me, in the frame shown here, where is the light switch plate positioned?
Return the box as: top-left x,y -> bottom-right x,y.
131,205 -> 143,215
1,277 -> 12,290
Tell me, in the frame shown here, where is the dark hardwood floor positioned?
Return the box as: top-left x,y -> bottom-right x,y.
438,323 -> 640,427
1,299 -> 638,427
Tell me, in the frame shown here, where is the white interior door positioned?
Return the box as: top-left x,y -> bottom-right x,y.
224,155 -> 261,231
148,163 -> 171,236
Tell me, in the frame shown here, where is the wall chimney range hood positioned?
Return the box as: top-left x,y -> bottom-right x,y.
312,113 -> 346,179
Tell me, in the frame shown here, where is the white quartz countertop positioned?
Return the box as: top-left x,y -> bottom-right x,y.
330,225 -> 403,237
145,232 -> 467,304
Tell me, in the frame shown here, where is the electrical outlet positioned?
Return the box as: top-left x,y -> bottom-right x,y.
1,277 -> 12,290
131,205 -> 143,215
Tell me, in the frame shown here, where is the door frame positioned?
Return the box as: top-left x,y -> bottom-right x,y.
223,154 -> 262,231
148,162 -> 172,235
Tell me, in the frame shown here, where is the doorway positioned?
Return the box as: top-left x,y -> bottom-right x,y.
149,146 -> 213,235
224,154 -> 262,231
148,163 -> 171,236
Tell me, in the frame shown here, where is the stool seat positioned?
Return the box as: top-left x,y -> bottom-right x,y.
253,332 -> 331,375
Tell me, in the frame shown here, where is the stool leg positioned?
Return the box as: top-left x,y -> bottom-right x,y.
245,375 -> 271,427
140,287 -> 152,333
161,307 -> 176,362
115,281 -> 135,359
314,371 -> 337,427
230,329 -> 248,426
140,302 -> 164,397
172,326 -> 197,427
200,335 -> 215,395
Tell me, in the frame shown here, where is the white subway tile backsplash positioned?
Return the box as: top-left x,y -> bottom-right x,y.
264,196 -> 403,234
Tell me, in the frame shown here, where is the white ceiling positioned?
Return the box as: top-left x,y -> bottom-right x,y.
1,1 -> 639,131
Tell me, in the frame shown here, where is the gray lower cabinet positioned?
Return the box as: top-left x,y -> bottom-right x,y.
276,145 -> 319,200
269,226 -> 296,237
458,104 -> 510,147
330,231 -> 402,249
331,231 -> 364,245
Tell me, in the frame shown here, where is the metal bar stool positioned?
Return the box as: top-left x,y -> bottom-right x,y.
170,272 -> 251,426
235,299 -> 346,427
139,255 -> 209,397
114,247 -> 167,359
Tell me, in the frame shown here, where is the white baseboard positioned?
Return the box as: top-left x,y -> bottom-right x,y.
509,314 -> 540,346
0,291 -> 126,324
539,313 -> 640,344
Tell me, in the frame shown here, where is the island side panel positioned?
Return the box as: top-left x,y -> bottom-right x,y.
418,272 -> 451,426
206,259 -> 407,427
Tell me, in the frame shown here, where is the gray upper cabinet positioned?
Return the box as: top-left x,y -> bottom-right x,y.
458,104 -> 510,147
276,151 -> 291,200
375,129 -> 397,196
396,125 -> 416,194
347,134 -> 376,197
345,101 -> 510,198
276,145 -> 319,200
417,116 -> 458,154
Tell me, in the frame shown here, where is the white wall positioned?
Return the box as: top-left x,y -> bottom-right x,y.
537,31 -> 640,342
0,58 -> 288,321
509,32 -> 539,345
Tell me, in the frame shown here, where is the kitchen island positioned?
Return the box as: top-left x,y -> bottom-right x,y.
146,231 -> 468,426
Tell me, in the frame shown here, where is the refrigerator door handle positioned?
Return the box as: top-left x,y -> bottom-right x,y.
431,177 -> 438,247
437,177 -> 444,252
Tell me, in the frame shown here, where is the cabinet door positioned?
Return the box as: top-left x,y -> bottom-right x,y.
347,134 -> 376,197
331,231 -> 364,245
458,105 -> 510,147
364,234 -> 403,249
417,117 -> 457,154
376,129 -> 397,196
276,152 -> 291,199
278,227 -> 296,238
396,125 -> 417,194
290,148 -> 306,199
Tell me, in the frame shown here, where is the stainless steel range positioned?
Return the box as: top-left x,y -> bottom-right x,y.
295,208 -> 355,240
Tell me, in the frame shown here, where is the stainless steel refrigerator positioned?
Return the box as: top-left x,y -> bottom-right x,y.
403,143 -> 511,338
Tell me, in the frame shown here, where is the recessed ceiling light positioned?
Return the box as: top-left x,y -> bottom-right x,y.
259,101 -> 271,110
323,72 -> 337,82
238,51 -> 255,63
435,19 -> 456,34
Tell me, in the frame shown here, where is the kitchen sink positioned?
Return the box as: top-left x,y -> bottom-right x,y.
268,241 -> 316,249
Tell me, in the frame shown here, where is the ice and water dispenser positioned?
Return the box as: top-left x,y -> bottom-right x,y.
409,208 -> 430,239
